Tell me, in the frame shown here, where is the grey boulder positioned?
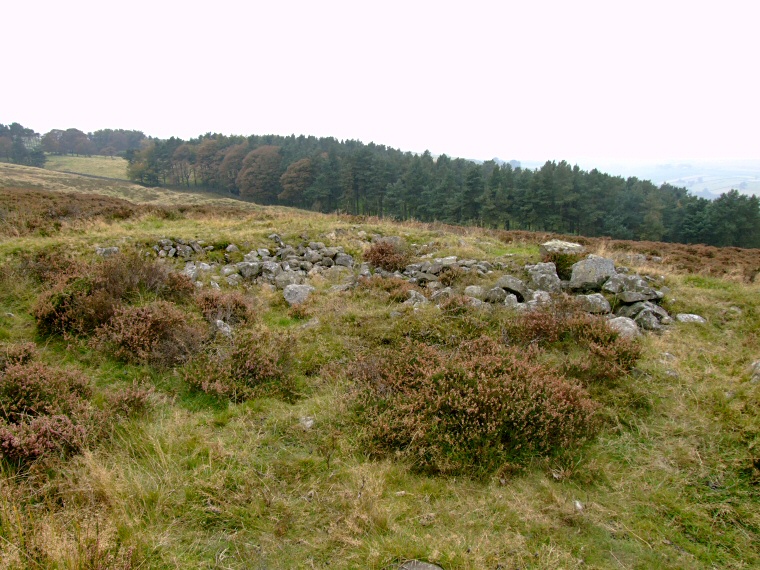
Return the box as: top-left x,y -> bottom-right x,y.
283,284 -> 315,306
569,255 -> 617,291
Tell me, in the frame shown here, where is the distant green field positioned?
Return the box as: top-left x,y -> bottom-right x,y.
44,154 -> 129,180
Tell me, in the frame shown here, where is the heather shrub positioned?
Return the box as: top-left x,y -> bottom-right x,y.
0,362 -> 92,463
437,293 -> 476,316
438,265 -> 470,287
92,300 -> 205,368
363,240 -> 411,272
184,329 -> 295,402
354,336 -> 599,475
34,252 -> 195,337
106,382 -> 155,418
563,317 -> 642,383
196,289 -> 256,325
0,362 -> 92,423
0,415 -> 87,462
502,303 -> 642,384
0,342 -> 38,371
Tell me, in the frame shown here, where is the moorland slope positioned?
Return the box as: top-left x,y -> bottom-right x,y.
0,164 -> 758,569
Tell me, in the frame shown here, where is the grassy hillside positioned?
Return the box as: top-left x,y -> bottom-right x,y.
44,154 -> 129,180
0,166 -> 758,569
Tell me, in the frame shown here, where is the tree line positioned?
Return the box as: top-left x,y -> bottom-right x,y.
124,132 -> 760,248
1,123 -> 147,165
0,123 -> 45,167
3,122 -> 758,248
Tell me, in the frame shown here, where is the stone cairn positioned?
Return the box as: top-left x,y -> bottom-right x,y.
133,235 -> 705,335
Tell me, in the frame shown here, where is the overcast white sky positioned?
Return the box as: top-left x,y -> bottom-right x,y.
4,1 -> 758,163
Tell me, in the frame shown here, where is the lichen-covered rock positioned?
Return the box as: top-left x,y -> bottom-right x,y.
539,240 -> 585,257
607,316 -> 640,339
399,561 -> 444,570
237,262 -> 261,279
275,271 -> 305,289
576,293 -> 611,314
494,275 -> 531,301
404,290 -> 429,306
675,313 -> 706,324
484,287 -> 508,303
617,301 -> 669,321
463,285 -> 486,300
283,284 -> 315,306
215,319 -> 233,337
225,274 -> 242,287
569,255 -> 617,291
431,287 -> 452,301
526,262 -> 561,293
334,253 -> 354,267
634,310 -> 662,331
96,246 -> 120,257
602,274 -> 658,301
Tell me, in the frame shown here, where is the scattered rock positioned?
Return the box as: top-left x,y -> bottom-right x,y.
539,240 -> 585,257
404,290 -> 429,306
95,246 -> 119,257
634,309 -> 662,331
463,285 -> 486,300
750,361 -> 760,383
569,255 -> 617,291
283,284 -> 315,306
607,316 -> 640,339
214,319 -> 233,337
576,293 -> 611,314
494,275 -> 531,302
485,287 -> 508,304
526,262 -> 561,293
275,271 -> 305,289
399,561 -> 444,570
299,416 -> 315,430
675,313 -> 706,324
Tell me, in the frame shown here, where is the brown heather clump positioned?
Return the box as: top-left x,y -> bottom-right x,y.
354,336 -> 599,476
184,329 -> 295,402
357,274 -> 420,303
92,300 -> 205,368
196,289 -> 256,326
502,303 -> 641,384
437,294 -> 476,316
34,252 -> 195,337
0,342 -> 38,371
0,361 -> 92,463
363,240 -> 411,272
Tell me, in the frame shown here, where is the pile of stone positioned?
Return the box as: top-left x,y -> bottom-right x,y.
143,234 -> 705,335
147,235 -> 361,294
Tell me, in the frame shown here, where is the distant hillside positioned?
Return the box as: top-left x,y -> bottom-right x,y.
44,154 -> 129,180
